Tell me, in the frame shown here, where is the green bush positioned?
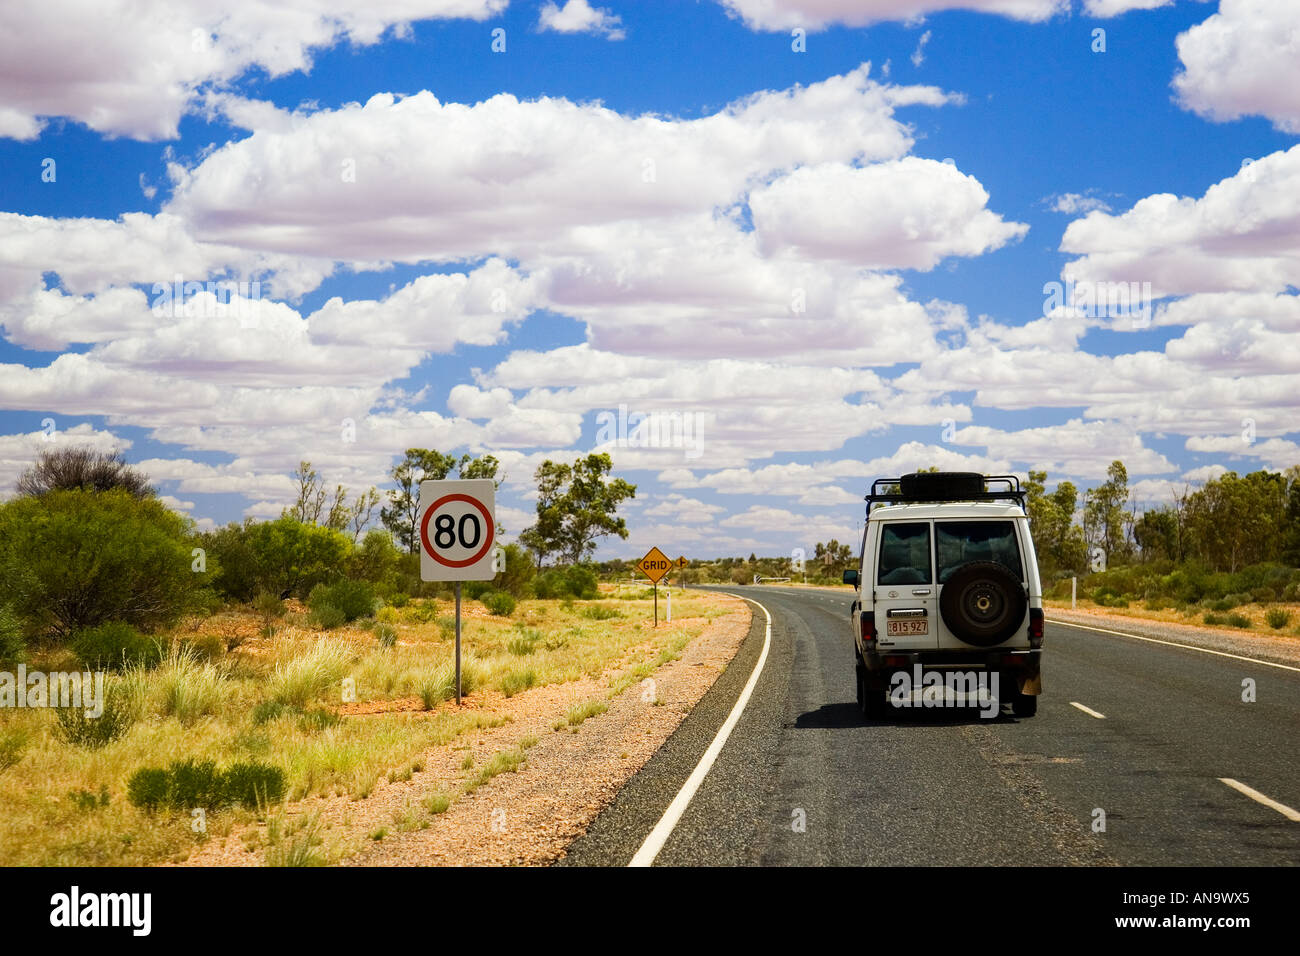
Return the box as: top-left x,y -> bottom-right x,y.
1266,608 -> 1291,629
1251,587 -> 1277,603
308,579 -> 376,623
0,605 -> 25,667
0,489 -> 207,638
204,517 -> 353,602
534,565 -> 600,600
1226,612 -> 1252,628
349,529 -> 402,594
54,692 -> 136,749
580,603 -> 620,620
481,591 -> 516,616
252,700 -> 289,725
126,768 -> 170,811
127,759 -> 286,812
463,580 -> 493,600
0,729 -> 29,773
309,602 -> 346,630
71,622 -> 162,670
168,758 -> 226,810
222,761 -> 287,808
492,543 -> 537,599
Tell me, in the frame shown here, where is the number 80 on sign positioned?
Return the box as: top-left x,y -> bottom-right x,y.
418,479 -> 497,582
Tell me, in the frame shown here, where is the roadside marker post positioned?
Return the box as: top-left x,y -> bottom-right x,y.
417,479 -> 497,705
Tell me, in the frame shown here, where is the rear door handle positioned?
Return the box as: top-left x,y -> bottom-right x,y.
911,588 -> 932,596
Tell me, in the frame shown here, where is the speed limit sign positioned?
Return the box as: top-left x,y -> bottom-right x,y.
418,479 -> 497,582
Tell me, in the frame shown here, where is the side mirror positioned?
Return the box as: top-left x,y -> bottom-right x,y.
842,569 -> 859,586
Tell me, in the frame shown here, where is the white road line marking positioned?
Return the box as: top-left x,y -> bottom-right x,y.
1069,701 -> 1106,719
628,595 -> 773,867
1050,619 -> 1300,673
1218,778 -> 1300,822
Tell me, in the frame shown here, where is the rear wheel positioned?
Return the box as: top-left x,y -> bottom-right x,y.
860,670 -> 888,719
1012,690 -> 1038,718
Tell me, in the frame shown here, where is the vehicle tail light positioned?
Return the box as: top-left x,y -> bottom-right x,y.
860,614 -> 876,643
1029,608 -> 1044,647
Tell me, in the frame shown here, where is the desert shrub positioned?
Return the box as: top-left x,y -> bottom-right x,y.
500,667 -> 537,698
308,579 -> 376,623
222,761 -> 287,809
205,516 -> 352,602
1223,592 -> 1253,609
126,768 -> 170,811
181,633 -> 225,662
127,759 -> 285,812
349,529 -> 402,594
253,590 -> 286,625
581,603 -> 620,620
0,489 -> 207,638
168,758 -> 226,810
252,700 -> 289,725
374,623 -> 398,648
492,543 -> 537,598
1226,612 -> 1252,628
1251,587 -> 1277,604
54,691 -> 136,748
507,627 -> 541,657
1265,608 -> 1291,629
389,592 -> 410,608
463,580 -> 493,600
310,603 -> 346,630
0,605 -> 26,667
534,565 -> 599,600
1203,612 -> 1225,626
480,591 -> 516,616
71,622 -> 162,670
0,729 -> 29,773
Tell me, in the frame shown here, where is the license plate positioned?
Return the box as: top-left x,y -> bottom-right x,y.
887,619 -> 929,636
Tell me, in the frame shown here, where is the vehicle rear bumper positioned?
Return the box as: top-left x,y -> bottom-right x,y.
862,647 -> 1042,693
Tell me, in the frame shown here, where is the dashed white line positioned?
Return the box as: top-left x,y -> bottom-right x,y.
1069,701 -> 1106,719
1218,778 -> 1300,822
628,595 -> 773,867
1050,619 -> 1300,673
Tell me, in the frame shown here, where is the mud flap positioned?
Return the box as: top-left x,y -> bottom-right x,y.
1018,673 -> 1042,696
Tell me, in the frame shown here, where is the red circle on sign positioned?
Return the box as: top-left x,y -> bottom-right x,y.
420,493 -> 495,568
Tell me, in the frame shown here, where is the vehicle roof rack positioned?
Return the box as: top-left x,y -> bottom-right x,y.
865,474 -> 1027,514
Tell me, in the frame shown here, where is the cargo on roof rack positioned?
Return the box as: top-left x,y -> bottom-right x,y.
864,472 -> 1026,512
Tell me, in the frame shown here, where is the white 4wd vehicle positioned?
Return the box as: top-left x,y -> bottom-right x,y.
843,472 -> 1044,719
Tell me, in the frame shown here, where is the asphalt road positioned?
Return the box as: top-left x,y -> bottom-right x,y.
560,585 -> 1300,866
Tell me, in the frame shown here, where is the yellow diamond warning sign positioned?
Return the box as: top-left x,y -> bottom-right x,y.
636,547 -> 673,584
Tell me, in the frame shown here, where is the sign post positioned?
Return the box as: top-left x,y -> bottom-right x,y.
635,546 -> 673,627
418,479 -> 497,705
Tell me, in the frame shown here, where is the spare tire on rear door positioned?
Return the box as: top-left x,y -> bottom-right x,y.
940,561 -> 1026,646
899,471 -> 985,501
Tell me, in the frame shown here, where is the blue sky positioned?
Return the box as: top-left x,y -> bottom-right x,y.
1,0 -> 1297,559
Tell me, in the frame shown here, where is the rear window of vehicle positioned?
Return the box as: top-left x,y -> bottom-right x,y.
936,521 -> 1022,583
877,523 -> 931,585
